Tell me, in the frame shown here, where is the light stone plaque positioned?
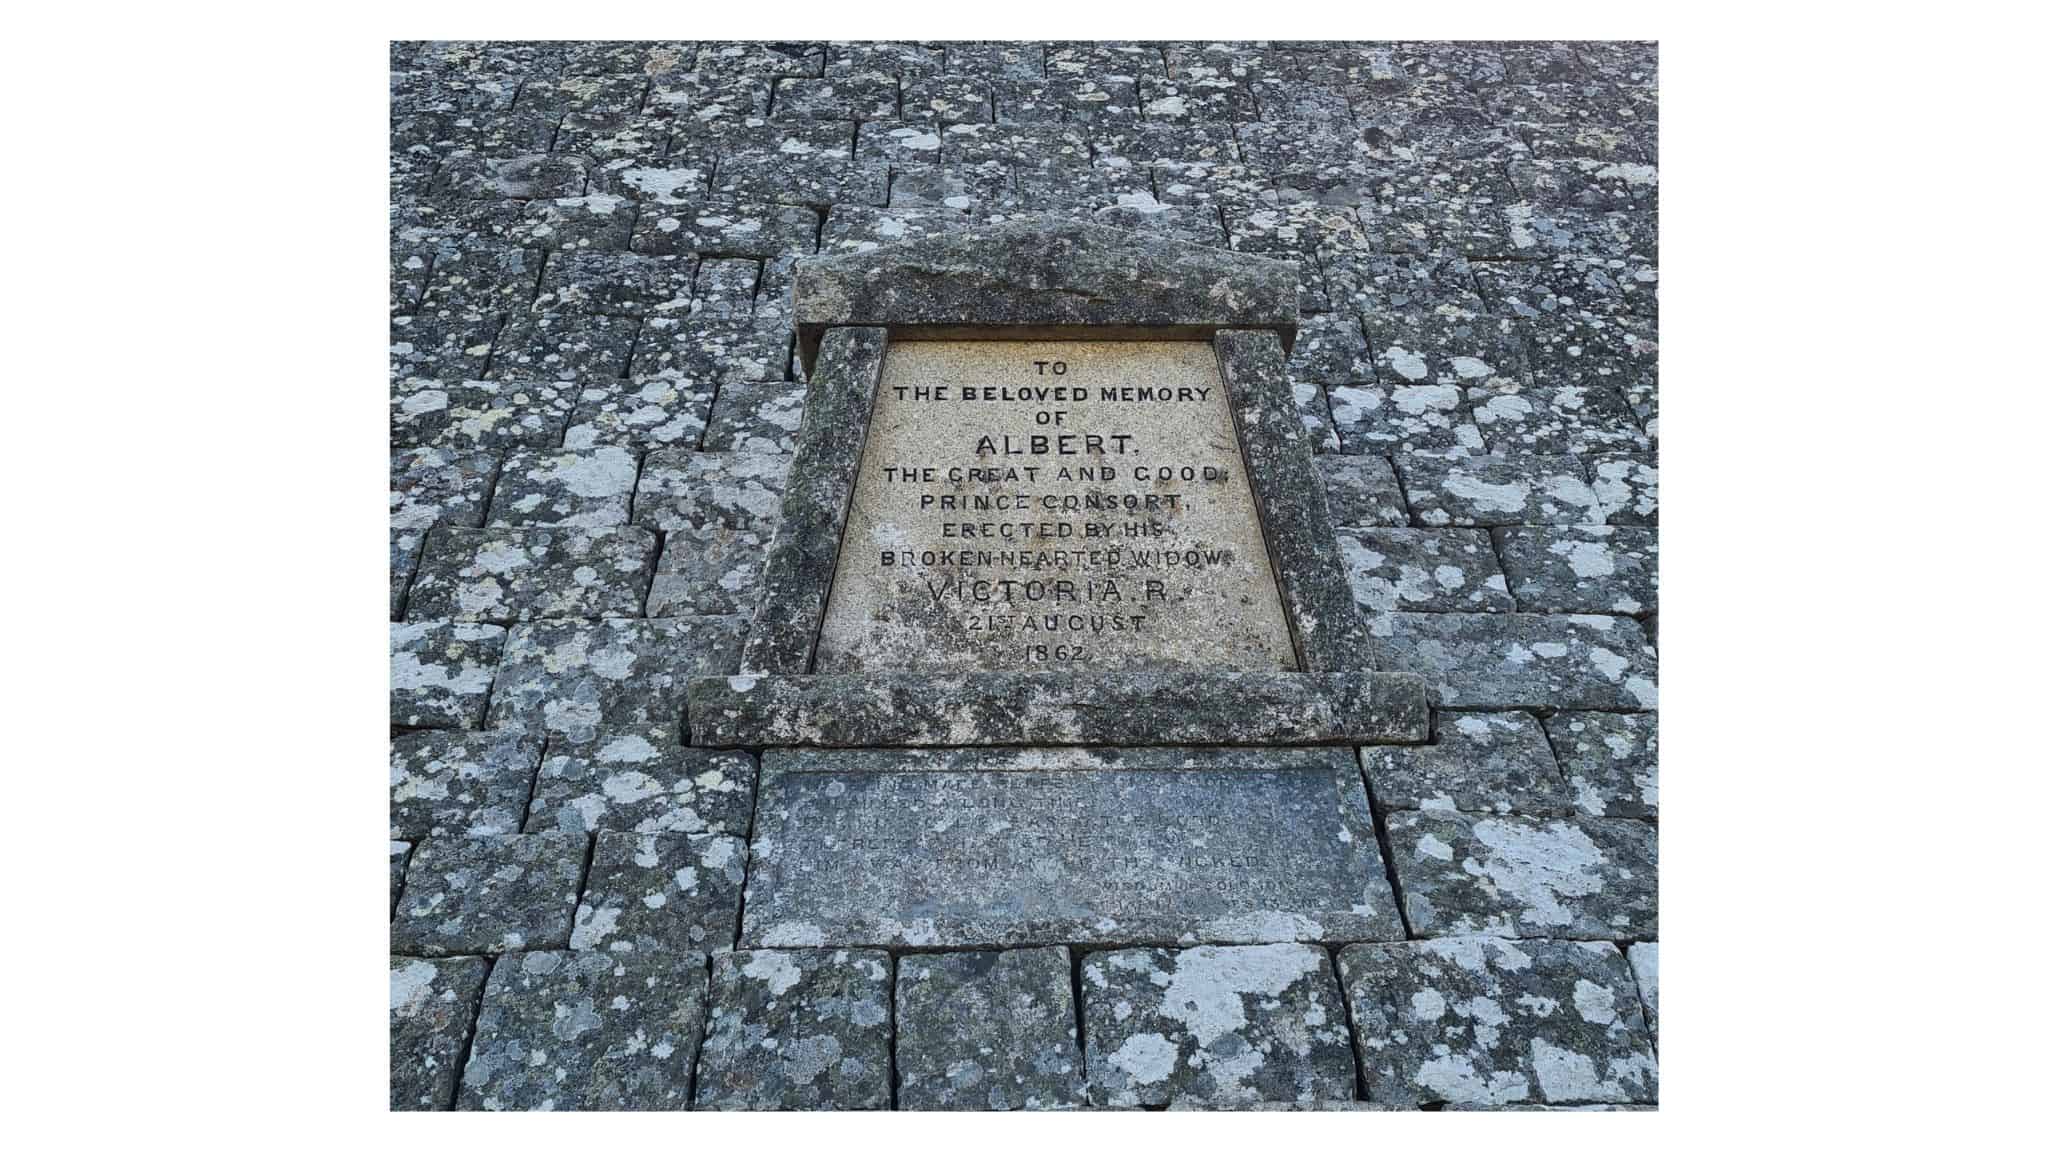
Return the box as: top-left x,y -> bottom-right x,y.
814,340 -> 1297,672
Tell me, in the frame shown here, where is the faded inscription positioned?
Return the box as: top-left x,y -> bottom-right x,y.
815,341 -> 1296,672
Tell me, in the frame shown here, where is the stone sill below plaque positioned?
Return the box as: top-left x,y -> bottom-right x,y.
685,669 -> 1428,748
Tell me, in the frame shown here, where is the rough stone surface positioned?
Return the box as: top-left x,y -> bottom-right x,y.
459,949 -> 709,1111
690,669 -> 1429,747
1315,454 -> 1409,529
390,620 -> 504,729
792,218 -> 1298,373
486,446 -> 641,529
695,948 -> 893,1110
1082,944 -> 1356,1108
1385,809 -> 1658,940
391,447 -> 499,618
740,747 -> 1402,948
391,377 -> 578,452
390,728 -> 545,839
1364,710 -> 1572,816
645,524 -> 770,618
1497,525 -> 1657,615
1628,943 -> 1659,1041
1336,528 -> 1514,614
390,955 -> 490,1111
896,947 -> 1084,1110
405,525 -> 657,622
390,841 -> 411,915
391,832 -> 586,956
526,732 -> 756,839
487,616 -> 745,746
1340,937 -> 1658,1106
631,449 -> 790,533
1370,611 -> 1658,711
1399,453 -> 1601,526
572,831 -> 747,955
1546,710 -> 1659,820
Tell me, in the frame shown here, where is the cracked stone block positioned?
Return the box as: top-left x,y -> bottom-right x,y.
572,831 -> 747,954
1294,380 -> 1341,454
390,728 -> 545,839
630,198 -> 819,260
1337,528 -> 1513,613
437,153 -> 591,200
1316,455 -> 1408,528
390,955 -> 489,1110
897,948 -> 1083,1111
406,526 -> 656,623
1497,525 -> 1657,615
1399,454 -> 1599,526
695,949 -> 893,1110
1586,454 -> 1658,525
1385,809 -> 1658,940
391,620 -> 503,729
692,257 -> 761,316
486,446 -> 640,529
1370,611 -> 1658,711
1545,711 -> 1658,820
1289,313 -> 1373,386
632,450 -> 791,534
1082,944 -> 1355,1109
391,841 -> 411,916
1364,710 -> 1571,816
390,311 -> 501,380
390,377 -> 577,452
646,524 -> 770,618
1470,384 -> 1648,456
1627,943 -> 1658,1041
527,730 -> 756,839
486,616 -> 745,746
631,314 -> 788,384
703,378 -> 807,452
535,252 -> 694,318
490,310 -> 639,382
1340,937 -> 1657,1106
563,372 -> 715,451
391,447 -> 499,617
459,949 -> 709,1111
391,832 -> 585,956
1329,383 -> 1485,458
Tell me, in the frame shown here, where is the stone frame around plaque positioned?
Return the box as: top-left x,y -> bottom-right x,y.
686,218 -> 1428,747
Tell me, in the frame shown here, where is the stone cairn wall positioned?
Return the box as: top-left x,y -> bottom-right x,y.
390,40 -> 1658,1111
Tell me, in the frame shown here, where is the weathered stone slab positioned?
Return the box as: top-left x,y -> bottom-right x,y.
1314,454 -> 1408,529
690,669 -> 1427,748
390,620 -> 504,729
792,217 -> 1298,373
1546,710 -> 1658,820
460,949 -> 709,1111
390,841 -> 411,915
391,447 -> 499,617
487,617 -> 745,746
390,955 -> 489,1110
389,728 -> 544,839
695,949 -> 893,1110
1628,943 -> 1659,1041
1082,944 -> 1355,1108
897,947 -> 1084,1110
1328,382 -> 1486,458
572,832 -> 747,955
1370,611 -> 1658,711
486,446 -> 640,529
405,526 -> 657,622
645,524 -> 770,618
632,449 -> 790,533
815,340 -> 1297,674
526,731 -> 756,839
1335,528 -> 1513,613
739,747 -> 1402,948
1340,937 -> 1658,1106
1363,710 -> 1572,816
702,376 -> 809,452
1385,809 -> 1657,940
391,832 -> 586,956
1496,525 -> 1657,615
390,377 -> 577,453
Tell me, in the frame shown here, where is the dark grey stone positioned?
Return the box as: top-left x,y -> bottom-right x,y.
1470,384 -> 1649,456
631,197 -> 820,260
391,841 -> 411,916
792,218 -> 1298,374
738,747 -> 1403,948
1370,611 -> 1658,711
389,728 -> 544,839
690,669 -> 1429,748
391,447 -> 499,617
1400,453 -> 1602,527
645,524 -> 770,618
1328,382 -> 1486,458
487,617 -> 745,747
391,832 -> 586,956
1586,454 -> 1658,525
1082,944 -> 1356,1108
701,376 -> 809,452
1364,710 -> 1572,816
390,377 -> 577,453
390,955 -> 489,1110
459,949 -> 709,1111
486,447 -> 640,529
1340,937 -> 1658,1106
1315,454 -> 1409,528
1497,525 -> 1657,615
1628,943 -> 1658,1042
738,326 -> 886,674
896,947 -> 1084,1110
526,730 -> 756,839
632,450 -> 790,534
1545,710 -> 1658,820
1385,809 -> 1657,940
405,526 -> 657,623
562,372 -> 715,451
695,949 -> 893,1110
1215,329 -> 1378,672
1336,528 -> 1514,613
572,832 -> 747,955
390,620 -> 504,730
